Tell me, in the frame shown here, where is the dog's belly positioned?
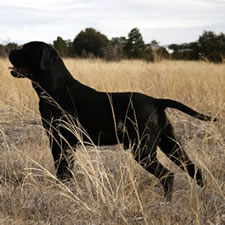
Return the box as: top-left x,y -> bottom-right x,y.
84,130 -> 118,146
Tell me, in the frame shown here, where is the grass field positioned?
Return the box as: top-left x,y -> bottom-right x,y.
0,58 -> 224,224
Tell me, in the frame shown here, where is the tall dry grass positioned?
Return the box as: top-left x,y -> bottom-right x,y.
0,58 -> 224,224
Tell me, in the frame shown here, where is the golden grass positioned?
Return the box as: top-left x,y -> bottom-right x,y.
0,58 -> 225,224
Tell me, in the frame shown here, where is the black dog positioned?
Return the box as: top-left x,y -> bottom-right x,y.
9,41 -> 216,200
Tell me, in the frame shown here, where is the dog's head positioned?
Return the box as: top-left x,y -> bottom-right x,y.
9,41 -> 59,80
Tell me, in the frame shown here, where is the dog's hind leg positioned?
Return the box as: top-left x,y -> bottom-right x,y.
158,123 -> 203,187
132,133 -> 174,201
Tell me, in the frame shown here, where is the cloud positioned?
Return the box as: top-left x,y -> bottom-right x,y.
1,0 -> 225,44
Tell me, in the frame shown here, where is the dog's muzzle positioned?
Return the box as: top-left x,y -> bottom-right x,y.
9,67 -> 32,78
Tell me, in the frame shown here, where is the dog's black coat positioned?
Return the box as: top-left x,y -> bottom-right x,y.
9,41 -> 216,200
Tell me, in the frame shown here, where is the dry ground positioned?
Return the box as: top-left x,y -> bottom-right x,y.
0,58 -> 224,224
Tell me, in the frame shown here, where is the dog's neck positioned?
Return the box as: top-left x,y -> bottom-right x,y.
32,59 -> 75,98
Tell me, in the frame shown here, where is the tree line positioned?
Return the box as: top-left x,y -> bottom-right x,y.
169,31 -> 225,63
1,28 -> 225,62
52,27 -> 169,61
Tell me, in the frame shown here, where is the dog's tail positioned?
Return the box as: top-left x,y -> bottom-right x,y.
157,98 -> 217,122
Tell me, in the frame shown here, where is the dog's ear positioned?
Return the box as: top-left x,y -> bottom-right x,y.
40,46 -> 58,70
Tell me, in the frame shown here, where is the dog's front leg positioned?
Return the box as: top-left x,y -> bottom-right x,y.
50,138 -> 74,181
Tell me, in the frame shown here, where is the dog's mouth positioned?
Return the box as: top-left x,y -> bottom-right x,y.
9,66 -> 30,78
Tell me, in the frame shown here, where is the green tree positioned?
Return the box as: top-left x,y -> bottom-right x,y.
124,28 -> 146,59
196,31 -> 225,62
150,40 -> 159,46
65,40 -> 74,57
198,31 -> 218,55
0,43 -> 18,57
0,44 -> 6,57
169,42 -> 198,60
111,36 -> 127,60
5,43 -> 18,54
73,28 -> 110,58
53,36 -> 69,57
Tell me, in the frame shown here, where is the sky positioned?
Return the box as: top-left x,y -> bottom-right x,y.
1,0 -> 225,46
